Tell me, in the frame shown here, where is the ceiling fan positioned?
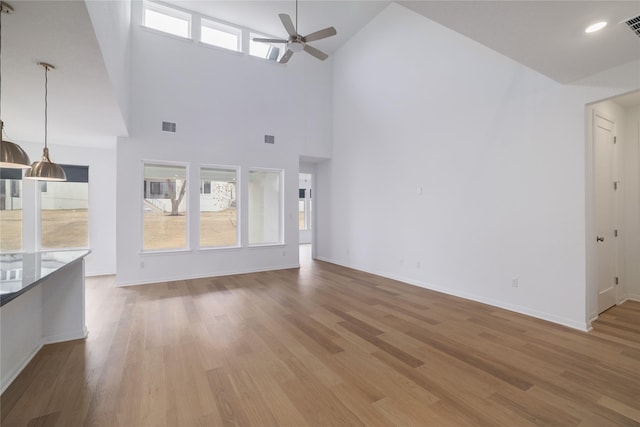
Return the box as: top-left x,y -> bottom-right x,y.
252,0 -> 337,64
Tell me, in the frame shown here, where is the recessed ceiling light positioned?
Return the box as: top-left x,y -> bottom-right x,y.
585,21 -> 607,33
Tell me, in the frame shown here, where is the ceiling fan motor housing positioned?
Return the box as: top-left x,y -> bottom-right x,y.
289,39 -> 304,52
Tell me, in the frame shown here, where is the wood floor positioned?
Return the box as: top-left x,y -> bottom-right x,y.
2,255 -> 639,426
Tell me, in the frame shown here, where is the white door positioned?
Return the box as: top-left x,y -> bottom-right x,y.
594,112 -> 617,313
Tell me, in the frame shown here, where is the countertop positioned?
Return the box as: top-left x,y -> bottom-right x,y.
0,250 -> 90,307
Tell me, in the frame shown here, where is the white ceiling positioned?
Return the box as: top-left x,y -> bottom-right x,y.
1,1 -> 126,149
1,1 -> 639,151
399,1 -> 640,84
168,1 -> 640,84
172,1 -> 391,55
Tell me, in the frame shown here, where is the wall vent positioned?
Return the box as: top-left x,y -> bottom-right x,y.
162,121 -> 177,133
264,134 -> 275,144
625,15 -> 640,38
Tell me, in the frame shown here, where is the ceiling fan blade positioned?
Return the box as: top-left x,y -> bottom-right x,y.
279,49 -> 294,64
279,13 -> 297,37
252,38 -> 288,44
303,26 -> 337,43
303,44 -> 328,61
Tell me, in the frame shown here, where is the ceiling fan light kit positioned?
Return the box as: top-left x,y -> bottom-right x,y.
252,0 -> 337,64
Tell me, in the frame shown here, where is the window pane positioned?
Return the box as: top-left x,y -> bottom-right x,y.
144,7 -> 190,38
248,169 -> 282,245
249,33 -> 282,61
41,181 -> 89,249
0,179 -> 22,252
200,167 -> 238,248
201,23 -> 240,51
143,163 -> 187,251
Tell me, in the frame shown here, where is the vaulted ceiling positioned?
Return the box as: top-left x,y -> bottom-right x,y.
1,1 -> 639,149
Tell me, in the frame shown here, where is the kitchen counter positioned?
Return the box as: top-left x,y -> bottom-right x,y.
0,250 -> 90,393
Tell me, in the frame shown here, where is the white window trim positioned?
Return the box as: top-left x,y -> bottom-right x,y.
247,167 -> 285,247
198,164 -> 241,250
141,159 -> 191,254
200,18 -> 242,52
142,0 -> 193,40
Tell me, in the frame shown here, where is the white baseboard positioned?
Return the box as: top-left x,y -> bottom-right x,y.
42,327 -> 89,345
0,343 -> 43,395
627,293 -> 640,302
115,263 -> 300,287
315,256 -> 590,332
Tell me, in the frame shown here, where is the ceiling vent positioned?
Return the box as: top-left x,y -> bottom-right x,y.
162,121 -> 176,133
625,15 -> 640,38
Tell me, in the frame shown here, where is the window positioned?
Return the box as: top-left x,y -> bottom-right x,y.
143,1 -> 191,39
201,180 -> 211,194
0,168 -> 23,252
299,189 -> 306,230
40,165 -> 89,249
201,19 -> 241,52
249,33 -> 283,61
200,167 -> 238,248
143,163 -> 188,251
248,169 -> 283,245
298,173 -> 312,231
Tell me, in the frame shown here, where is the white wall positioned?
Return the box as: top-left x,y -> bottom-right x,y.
16,141 -> 117,277
84,0 -> 132,130
318,3 -> 640,330
115,2 -> 332,285
621,104 -> 640,300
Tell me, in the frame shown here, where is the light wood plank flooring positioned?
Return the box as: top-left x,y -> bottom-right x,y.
2,255 -> 639,426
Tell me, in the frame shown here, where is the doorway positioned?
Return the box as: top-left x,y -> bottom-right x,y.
299,173 -> 312,244
587,91 -> 640,322
299,172 -> 313,263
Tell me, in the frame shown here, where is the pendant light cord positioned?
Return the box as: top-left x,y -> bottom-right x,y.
295,0 -> 298,33
1,5 -> 3,122
44,64 -> 48,150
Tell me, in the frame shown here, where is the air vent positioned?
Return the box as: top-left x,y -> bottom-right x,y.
162,121 -> 176,133
625,15 -> 640,38
264,134 -> 275,144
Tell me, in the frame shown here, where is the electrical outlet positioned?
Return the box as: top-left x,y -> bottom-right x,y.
140,261 -> 145,269
512,278 -> 519,288
416,261 -> 421,269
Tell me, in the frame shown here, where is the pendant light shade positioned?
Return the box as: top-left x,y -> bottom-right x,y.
1,121 -> 31,168
23,62 -> 66,181
0,1 -> 31,169
24,147 -> 66,181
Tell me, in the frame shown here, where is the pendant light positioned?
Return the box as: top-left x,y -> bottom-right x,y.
24,62 -> 66,181
0,1 -> 31,169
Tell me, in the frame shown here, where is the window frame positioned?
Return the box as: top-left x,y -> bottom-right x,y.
198,164 -> 241,250
247,167 -> 284,247
200,18 -> 242,52
142,1 -> 193,40
0,169 -> 24,253
141,160 -> 191,254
